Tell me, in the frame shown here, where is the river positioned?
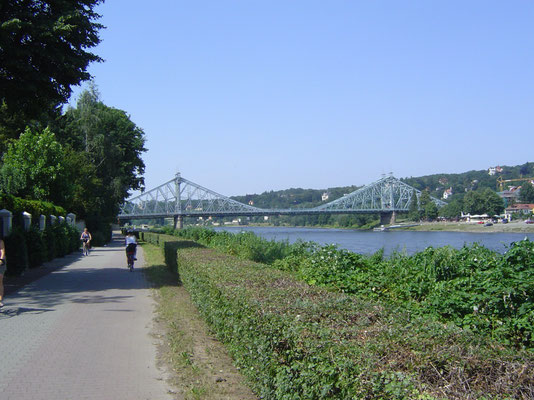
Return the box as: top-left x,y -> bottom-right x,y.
215,226 -> 534,256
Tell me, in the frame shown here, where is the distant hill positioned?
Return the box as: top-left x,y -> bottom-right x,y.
401,162 -> 534,200
230,162 -> 534,208
231,185 -> 359,209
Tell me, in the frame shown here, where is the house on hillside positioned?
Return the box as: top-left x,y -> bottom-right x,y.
488,166 -> 503,176
442,187 -> 453,200
498,186 -> 521,207
321,192 -> 329,201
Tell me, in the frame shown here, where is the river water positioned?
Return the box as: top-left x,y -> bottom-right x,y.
215,226 -> 534,256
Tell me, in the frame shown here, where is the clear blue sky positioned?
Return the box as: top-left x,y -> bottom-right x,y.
69,1 -> 534,196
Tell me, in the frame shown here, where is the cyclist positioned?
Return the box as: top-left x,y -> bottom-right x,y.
80,228 -> 92,256
125,231 -> 137,270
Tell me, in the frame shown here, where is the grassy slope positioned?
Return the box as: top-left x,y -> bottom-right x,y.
142,243 -> 256,400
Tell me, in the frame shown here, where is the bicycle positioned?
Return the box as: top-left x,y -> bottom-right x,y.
126,251 -> 135,271
126,243 -> 137,272
82,239 -> 90,256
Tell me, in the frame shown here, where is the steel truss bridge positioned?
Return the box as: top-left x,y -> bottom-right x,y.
118,173 -> 446,227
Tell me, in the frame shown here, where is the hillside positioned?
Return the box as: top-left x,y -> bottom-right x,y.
231,162 -> 534,208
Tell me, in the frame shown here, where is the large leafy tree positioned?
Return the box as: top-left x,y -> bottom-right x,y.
438,198 -> 463,219
463,189 -> 504,216
55,87 -> 146,223
0,0 -> 104,141
0,126 -> 71,203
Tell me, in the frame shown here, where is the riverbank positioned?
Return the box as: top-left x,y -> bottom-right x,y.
405,220 -> 534,233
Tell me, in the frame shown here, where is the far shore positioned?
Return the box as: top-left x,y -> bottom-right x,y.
402,220 -> 534,233
205,220 -> 534,234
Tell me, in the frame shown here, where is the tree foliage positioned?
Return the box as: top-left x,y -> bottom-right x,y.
0,0 -> 104,139
519,181 -> 534,203
463,189 -> 504,216
55,87 -> 146,223
0,126 -> 70,202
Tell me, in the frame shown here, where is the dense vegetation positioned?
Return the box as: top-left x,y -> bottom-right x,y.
144,229 -> 533,399
402,162 -> 534,196
0,0 -> 104,142
158,227 -> 534,350
0,2 -> 146,240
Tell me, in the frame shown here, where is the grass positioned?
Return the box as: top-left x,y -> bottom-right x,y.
141,243 -> 257,400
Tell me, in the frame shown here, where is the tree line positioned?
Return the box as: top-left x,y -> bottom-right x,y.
0,1 -> 146,240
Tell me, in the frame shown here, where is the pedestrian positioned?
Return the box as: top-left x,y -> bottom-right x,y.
0,238 -> 6,307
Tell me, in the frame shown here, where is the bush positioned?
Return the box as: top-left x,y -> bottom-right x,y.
67,224 -> 80,253
52,223 -> 70,257
0,194 -> 66,226
24,226 -> 46,268
145,232 -> 532,399
4,226 -> 28,276
42,225 -> 56,261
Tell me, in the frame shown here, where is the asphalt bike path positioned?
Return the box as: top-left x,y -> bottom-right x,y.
0,234 -> 175,400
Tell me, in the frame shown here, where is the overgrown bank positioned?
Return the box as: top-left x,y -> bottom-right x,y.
141,243 -> 257,400
142,229 -> 533,399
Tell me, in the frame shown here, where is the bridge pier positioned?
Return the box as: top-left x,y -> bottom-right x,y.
379,211 -> 396,225
173,215 -> 183,230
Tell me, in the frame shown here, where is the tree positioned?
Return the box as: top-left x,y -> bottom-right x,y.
0,126 -> 71,202
0,0 -> 104,139
438,199 -> 463,219
424,202 -> 439,221
482,188 -> 504,216
463,191 -> 484,215
519,181 -> 534,203
464,189 -> 504,216
407,189 -> 419,221
56,88 -> 146,223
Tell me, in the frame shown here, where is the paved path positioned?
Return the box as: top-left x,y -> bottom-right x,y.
0,235 -> 175,400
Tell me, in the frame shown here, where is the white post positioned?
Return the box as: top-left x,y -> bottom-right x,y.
0,209 -> 12,237
67,213 -> 76,226
59,216 -> 65,224
22,211 -> 32,231
39,215 -> 46,231
50,215 -> 57,225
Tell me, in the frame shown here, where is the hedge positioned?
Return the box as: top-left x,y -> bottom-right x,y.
147,232 -> 533,399
3,222 -> 80,276
0,194 -> 66,226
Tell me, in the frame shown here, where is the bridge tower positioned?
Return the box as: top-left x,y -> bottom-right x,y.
174,172 -> 183,229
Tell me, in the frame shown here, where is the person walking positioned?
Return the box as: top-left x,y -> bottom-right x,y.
0,238 -> 6,307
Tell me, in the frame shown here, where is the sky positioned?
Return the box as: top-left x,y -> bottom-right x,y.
69,1 -> 534,197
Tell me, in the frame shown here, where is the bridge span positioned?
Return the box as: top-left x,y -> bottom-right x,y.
118,173 -> 446,228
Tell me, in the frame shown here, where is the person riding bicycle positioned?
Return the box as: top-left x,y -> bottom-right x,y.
80,228 -> 92,255
125,231 -> 137,266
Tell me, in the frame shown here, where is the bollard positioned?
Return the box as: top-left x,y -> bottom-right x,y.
22,211 -> 32,231
0,209 -> 12,237
50,215 -> 57,225
67,213 -> 76,226
39,215 -> 46,231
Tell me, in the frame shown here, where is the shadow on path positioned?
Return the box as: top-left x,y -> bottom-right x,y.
0,307 -> 55,319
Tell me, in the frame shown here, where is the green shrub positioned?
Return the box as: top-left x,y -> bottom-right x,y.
42,226 -> 56,261
52,223 -> 70,257
24,226 -> 46,268
4,226 -> 28,276
147,232 -> 531,399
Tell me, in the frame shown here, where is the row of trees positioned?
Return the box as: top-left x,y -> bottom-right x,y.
0,1 -> 146,240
